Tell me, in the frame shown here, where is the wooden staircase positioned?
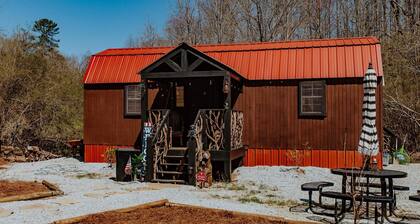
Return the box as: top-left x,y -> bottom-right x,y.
151,147 -> 188,184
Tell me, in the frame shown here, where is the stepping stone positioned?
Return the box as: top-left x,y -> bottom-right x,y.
53,198 -> 79,205
145,183 -> 181,190
0,208 -> 13,217
93,186 -> 111,191
20,203 -> 55,210
104,191 -> 126,197
83,192 -> 104,199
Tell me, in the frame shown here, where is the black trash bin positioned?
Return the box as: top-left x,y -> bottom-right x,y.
115,148 -> 141,181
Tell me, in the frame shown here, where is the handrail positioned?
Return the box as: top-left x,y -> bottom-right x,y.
147,109 -> 171,180
149,109 -> 170,143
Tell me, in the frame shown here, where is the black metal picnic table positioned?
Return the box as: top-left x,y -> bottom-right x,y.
331,168 -> 407,223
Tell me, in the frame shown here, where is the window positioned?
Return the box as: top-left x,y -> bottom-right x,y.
175,86 -> 184,107
125,85 -> 141,116
299,80 -> 326,116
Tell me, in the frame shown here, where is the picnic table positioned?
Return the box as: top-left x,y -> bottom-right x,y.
331,168 -> 407,223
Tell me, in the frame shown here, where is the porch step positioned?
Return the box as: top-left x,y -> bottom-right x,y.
170,147 -> 187,151
151,179 -> 186,184
157,170 -> 183,175
161,162 -> 187,166
166,147 -> 188,157
164,155 -> 185,159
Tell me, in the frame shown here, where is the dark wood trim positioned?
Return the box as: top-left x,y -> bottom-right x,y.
188,58 -> 203,71
298,80 -> 327,117
145,137 -> 154,182
165,59 -> 182,72
141,71 -> 228,79
139,43 -> 245,82
141,48 -> 183,74
181,49 -> 187,70
230,147 -> 246,160
141,82 -> 148,121
210,150 -> 228,161
229,73 -> 241,82
185,49 -> 224,71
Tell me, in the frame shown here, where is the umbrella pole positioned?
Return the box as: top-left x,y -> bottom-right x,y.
363,155 -> 371,170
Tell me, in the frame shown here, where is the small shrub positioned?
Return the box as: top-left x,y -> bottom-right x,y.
265,199 -> 300,207
104,147 -> 116,166
227,184 -> 246,191
75,173 -> 102,179
238,195 -> 263,204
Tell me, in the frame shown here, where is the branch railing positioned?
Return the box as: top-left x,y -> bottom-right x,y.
187,109 -> 244,185
231,110 -> 244,150
146,109 -> 171,181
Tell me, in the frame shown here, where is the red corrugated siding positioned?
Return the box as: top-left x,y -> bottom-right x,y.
83,37 -> 383,84
243,148 -> 383,168
84,144 -> 132,163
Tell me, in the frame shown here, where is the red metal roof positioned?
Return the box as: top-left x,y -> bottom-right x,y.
83,37 -> 383,84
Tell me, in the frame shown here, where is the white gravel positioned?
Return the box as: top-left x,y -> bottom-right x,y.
0,158 -> 419,224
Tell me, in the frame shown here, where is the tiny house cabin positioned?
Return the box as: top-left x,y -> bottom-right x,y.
83,37 -> 384,183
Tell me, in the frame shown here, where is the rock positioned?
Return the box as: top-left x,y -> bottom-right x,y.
20,203 -> 55,210
0,145 -> 58,162
14,155 -> 27,162
14,148 -> 24,156
27,146 -> 40,152
0,208 -> 13,217
1,146 -> 14,155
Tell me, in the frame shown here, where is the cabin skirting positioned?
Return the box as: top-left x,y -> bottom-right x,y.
244,148 -> 383,168
84,144 -> 132,163
85,144 -> 382,169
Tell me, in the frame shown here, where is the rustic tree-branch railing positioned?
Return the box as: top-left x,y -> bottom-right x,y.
146,110 -> 171,181
231,110 -> 244,150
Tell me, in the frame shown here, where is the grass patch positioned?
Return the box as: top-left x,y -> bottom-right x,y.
248,190 -> 261,195
75,173 -> 102,179
211,194 -> 232,200
238,195 -> 264,204
212,182 -> 228,189
227,184 -> 246,191
265,199 -> 300,207
265,194 -> 276,198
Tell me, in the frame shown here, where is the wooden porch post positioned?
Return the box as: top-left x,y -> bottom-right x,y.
141,80 -> 148,122
140,80 -> 153,182
223,74 -> 232,181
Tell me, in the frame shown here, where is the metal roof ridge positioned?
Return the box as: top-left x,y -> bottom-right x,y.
95,36 -> 379,56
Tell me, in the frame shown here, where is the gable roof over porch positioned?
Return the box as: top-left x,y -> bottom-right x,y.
83,36 -> 383,84
140,42 -> 244,81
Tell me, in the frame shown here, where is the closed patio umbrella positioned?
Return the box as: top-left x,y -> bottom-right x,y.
358,63 -> 379,157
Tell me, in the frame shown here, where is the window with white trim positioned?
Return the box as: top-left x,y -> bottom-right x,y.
125,85 -> 141,116
299,80 -> 326,116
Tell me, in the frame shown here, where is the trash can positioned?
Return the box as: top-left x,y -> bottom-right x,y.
116,148 -> 141,182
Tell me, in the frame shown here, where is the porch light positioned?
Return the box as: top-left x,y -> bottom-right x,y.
223,77 -> 230,94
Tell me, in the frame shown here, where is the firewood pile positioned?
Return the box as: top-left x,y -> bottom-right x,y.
0,146 -> 59,163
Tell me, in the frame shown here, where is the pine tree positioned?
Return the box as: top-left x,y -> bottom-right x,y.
32,18 -> 60,51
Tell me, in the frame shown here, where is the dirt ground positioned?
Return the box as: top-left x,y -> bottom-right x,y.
71,205 -> 288,224
0,158 -> 8,166
0,180 -> 50,198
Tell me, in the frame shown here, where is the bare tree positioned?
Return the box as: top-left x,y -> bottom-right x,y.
165,0 -> 203,45
197,0 -> 238,43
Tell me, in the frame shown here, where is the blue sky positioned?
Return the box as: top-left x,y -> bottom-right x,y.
0,0 -> 172,57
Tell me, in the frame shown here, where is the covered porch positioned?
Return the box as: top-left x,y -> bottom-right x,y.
140,43 -> 246,185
